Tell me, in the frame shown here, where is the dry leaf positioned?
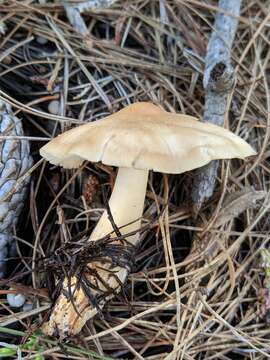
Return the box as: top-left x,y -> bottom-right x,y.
214,188 -> 266,227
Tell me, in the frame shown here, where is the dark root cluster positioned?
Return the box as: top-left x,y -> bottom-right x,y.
39,233 -> 135,311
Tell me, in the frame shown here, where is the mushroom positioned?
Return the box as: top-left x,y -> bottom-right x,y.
40,102 -> 255,337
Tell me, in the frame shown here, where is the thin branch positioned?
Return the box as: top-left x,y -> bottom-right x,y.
191,0 -> 242,214
73,0 -> 118,13
63,0 -> 89,36
63,0 -> 118,37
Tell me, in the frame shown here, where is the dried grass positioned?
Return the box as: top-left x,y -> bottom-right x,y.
0,0 -> 270,358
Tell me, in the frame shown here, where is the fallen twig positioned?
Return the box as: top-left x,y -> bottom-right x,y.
191,0 -> 242,213
62,0 -> 118,42
63,0 -> 89,37
72,0 -> 118,13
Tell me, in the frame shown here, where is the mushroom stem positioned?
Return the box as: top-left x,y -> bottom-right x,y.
43,167 -> 148,337
90,167 -> 149,242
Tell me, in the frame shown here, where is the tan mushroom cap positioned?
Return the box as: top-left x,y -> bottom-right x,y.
40,102 -> 255,174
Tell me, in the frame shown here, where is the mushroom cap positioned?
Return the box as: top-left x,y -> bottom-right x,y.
40,102 -> 255,174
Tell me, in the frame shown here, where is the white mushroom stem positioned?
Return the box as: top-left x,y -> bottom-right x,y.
43,167 -> 148,337
90,167 -> 149,242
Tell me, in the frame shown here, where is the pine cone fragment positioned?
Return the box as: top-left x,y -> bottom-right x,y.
0,101 -> 32,277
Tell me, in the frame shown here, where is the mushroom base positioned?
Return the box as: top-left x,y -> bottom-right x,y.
42,167 -> 149,337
